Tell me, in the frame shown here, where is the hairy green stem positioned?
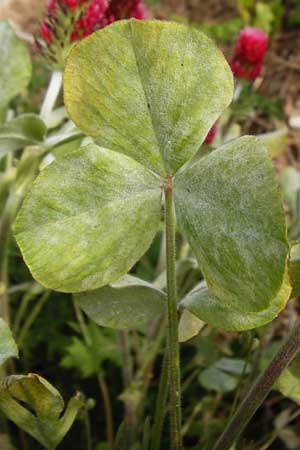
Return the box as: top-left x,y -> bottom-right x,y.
40,70 -> 63,123
164,184 -> 182,450
135,316 -> 167,424
151,348 -> 169,450
118,330 -> 135,446
213,318 -> 300,450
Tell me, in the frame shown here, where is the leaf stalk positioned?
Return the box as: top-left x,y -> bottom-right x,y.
213,318 -> 300,450
164,184 -> 182,450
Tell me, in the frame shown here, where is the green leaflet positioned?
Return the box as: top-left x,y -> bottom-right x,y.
0,374 -> 83,449
64,19 -> 233,176
76,275 -> 166,329
290,243 -> 300,299
61,323 -> 122,377
199,358 -> 251,393
0,114 -> 46,159
178,310 -> 204,342
15,145 -> 162,292
275,357 -> 300,403
15,20 -> 289,332
280,166 -> 300,216
199,366 -> 238,393
0,22 -> 32,108
0,319 -> 18,365
176,136 -> 290,330
257,127 -> 288,158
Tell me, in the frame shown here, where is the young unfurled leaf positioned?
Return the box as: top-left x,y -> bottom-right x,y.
177,136 -> 290,330
15,145 -> 162,292
0,22 -> 32,108
0,114 -> 46,159
64,19 -> 233,175
0,373 -> 83,450
0,319 -> 18,365
76,275 -> 166,329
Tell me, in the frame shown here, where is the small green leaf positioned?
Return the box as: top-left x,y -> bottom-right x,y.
0,319 -> 18,365
290,243 -> 300,298
178,309 -> 204,342
276,357 -> 300,403
0,22 -> 32,107
214,357 -> 251,375
64,19 -> 233,176
15,144 -> 161,292
199,366 -> 238,393
77,275 -> 166,329
254,2 -> 274,34
61,323 -> 122,377
258,127 -> 288,158
176,136 -> 290,330
280,167 -> 300,217
0,114 -> 46,159
199,357 -> 250,393
0,373 -> 83,450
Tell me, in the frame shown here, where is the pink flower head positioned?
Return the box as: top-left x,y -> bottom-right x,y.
230,27 -> 268,81
38,0 -> 146,67
204,122 -> 218,145
40,22 -> 53,44
236,27 -> 268,63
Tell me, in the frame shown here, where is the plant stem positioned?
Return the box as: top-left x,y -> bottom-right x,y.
83,407 -> 92,450
40,70 -> 63,123
0,234 -> 9,323
164,183 -> 182,450
17,291 -> 50,346
213,318 -> 300,450
151,348 -> 169,450
98,372 -> 114,450
118,330 -> 135,445
72,297 -> 92,346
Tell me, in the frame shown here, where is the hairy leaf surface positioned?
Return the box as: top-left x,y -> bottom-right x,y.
15,145 -> 162,292
176,136 -> 290,330
0,114 -> 46,159
77,275 -> 166,329
0,22 -> 31,107
64,19 -> 233,175
0,319 -> 18,365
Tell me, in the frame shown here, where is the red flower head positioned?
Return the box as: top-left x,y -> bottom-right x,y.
204,122 -> 218,145
230,27 -> 268,81
38,0 -> 146,67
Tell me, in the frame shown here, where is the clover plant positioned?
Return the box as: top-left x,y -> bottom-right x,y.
13,19 -> 299,450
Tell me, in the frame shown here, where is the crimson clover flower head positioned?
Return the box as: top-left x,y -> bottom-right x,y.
230,27 -> 268,81
37,0 -> 146,68
204,121 -> 218,144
